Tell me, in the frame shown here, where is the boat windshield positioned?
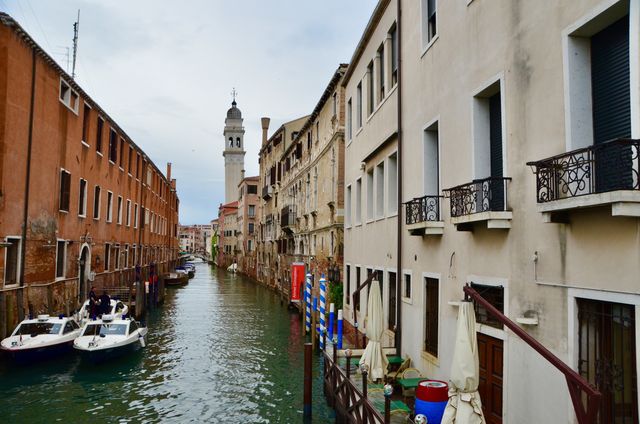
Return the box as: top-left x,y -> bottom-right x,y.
15,323 -> 62,336
82,323 -> 128,337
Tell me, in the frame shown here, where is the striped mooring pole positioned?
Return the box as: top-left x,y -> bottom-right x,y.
319,275 -> 327,350
337,309 -> 343,349
305,273 -> 312,334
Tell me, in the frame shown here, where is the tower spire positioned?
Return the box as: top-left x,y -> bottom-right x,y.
231,88 -> 237,105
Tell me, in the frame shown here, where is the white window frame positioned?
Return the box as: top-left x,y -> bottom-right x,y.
59,78 -> 79,114
3,237 -> 22,287
422,272 -> 441,363
106,191 -> 113,223
402,269 -> 413,304
126,199 -> 131,227
55,239 -> 67,280
116,196 -> 123,225
78,178 -> 88,217
134,203 -> 139,228
387,152 -> 398,216
345,184 -> 352,227
375,160 -> 385,219
93,185 -> 101,220
420,0 -> 439,56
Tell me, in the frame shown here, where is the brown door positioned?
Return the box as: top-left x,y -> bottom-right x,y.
478,332 -> 503,424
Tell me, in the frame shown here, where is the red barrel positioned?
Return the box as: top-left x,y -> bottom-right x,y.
416,380 -> 449,402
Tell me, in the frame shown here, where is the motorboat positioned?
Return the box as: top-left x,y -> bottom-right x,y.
73,314 -> 147,363
164,271 -> 189,286
227,263 -> 238,273
0,314 -> 81,364
77,298 -> 129,325
176,265 -> 195,279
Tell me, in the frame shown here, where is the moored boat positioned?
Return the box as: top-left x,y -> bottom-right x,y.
0,315 -> 81,364
164,271 -> 189,286
77,298 -> 129,325
73,315 -> 147,363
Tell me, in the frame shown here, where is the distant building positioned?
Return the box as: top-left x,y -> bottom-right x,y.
216,201 -> 238,268
0,13 -> 180,338
236,176 -> 259,278
178,224 -> 211,255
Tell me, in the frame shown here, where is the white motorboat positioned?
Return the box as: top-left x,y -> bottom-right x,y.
73,314 -> 147,363
77,298 -> 129,325
0,314 -> 81,364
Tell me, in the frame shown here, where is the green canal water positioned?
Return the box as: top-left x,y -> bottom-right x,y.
0,263 -> 333,423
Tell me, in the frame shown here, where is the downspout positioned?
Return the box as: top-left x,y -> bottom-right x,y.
394,0 -> 403,355
18,48 -> 37,320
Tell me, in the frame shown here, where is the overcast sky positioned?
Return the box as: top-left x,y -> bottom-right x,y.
0,0 -> 378,224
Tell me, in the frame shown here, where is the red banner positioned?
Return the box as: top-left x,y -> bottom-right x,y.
290,262 -> 305,303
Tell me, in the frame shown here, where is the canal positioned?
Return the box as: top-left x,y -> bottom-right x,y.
0,263 -> 333,423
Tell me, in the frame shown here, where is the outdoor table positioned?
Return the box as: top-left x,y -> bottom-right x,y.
386,355 -> 404,366
397,377 -> 426,390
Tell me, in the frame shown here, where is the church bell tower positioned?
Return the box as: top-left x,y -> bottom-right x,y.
223,90 -> 246,203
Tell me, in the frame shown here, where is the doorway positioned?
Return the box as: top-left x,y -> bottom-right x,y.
478,332 -> 504,424
78,245 -> 90,303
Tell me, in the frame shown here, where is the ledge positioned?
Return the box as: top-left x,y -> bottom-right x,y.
450,211 -> 512,231
407,220 -> 444,236
538,191 -> 640,222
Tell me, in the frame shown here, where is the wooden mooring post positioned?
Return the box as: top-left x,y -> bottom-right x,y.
303,342 -> 312,420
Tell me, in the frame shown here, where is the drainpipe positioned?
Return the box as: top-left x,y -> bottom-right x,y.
395,0 -> 403,355
18,49 -> 37,321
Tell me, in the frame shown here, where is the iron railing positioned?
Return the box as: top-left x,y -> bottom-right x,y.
280,206 -> 296,228
445,177 -> 511,217
526,138 -> 640,203
404,195 -> 442,224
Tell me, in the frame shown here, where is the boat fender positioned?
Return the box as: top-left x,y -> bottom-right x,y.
139,334 -> 146,348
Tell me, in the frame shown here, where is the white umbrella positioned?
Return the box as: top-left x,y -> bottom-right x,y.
359,279 -> 388,381
441,301 -> 486,424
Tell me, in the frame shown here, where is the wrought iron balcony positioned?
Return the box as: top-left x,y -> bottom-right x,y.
526,139 -> 640,220
404,195 -> 444,236
445,177 -> 512,230
280,206 -> 296,231
262,185 -> 273,200
527,138 -> 639,201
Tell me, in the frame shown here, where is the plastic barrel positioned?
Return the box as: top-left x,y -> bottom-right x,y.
414,380 -> 448,424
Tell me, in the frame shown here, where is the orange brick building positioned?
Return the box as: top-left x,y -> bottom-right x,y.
0,13 -> 180,337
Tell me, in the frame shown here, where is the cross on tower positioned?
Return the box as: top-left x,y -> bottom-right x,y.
231,88 -> 237,103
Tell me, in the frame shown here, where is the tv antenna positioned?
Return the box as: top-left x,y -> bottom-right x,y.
71,10 -> 80,79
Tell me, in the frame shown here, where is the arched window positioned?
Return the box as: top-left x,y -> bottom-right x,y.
236,137 -> 241,147
228,137 -> 233,148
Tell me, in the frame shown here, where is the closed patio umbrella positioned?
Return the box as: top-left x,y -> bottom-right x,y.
359,279 -> 388,381
441,301 -> 486,424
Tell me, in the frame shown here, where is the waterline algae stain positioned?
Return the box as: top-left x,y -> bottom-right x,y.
0,263 -> 332,423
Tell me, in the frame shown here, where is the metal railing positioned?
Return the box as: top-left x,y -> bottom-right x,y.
445,176 -> 511,217
280,206 -> 296,228
404,195 -> 442,224
262,185 -> 273,200
526,138 -> 640,203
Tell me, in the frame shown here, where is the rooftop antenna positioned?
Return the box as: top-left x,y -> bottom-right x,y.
71,10 -> 80,79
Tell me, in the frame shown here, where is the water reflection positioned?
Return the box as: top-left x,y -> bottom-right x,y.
0,264 -> 332,423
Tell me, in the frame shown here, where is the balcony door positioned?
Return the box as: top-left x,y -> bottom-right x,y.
488,92 -> 504,211
591,16 -> 633,192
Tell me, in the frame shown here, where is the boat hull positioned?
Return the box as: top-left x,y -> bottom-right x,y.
77,339 -> 144,364
1,340 -> 75,365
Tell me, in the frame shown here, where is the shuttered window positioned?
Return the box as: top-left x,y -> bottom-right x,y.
59,170 -> 71,212
424,277 -> 439,356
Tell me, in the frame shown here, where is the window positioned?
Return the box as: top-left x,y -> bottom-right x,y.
59,79 -> 79,113
332,92 -> 337,117
119,138 -> 125,168
248,240 -> 253,251
366,169 -> 374,221
345,185 -> 352,226
388,153 -> 398,214
78,178 -> 87,217
388,271 -> 396,330
355,178 -> 362,225
355,266 -> 361,312
96,117 -> 104,154
248,205 -> 255,217
3,238 -> 20,286
357,82 -> 363,128
106,192 -> 113,222
55,240 -> 66,279
470,283 -> 504,329
367,61 -> 374,115
424,122 -> 440,196
93,186 -> 101,219
134,204 -> 139,228
248,185 -> 258,195
59,169 -> 71,212
126,200 -> 131,226
376,161 -> 385,218
346,265 -> 351,305
248,223 -> 255,234
390,24 -> 398,86
347,99 -> 353,140
136,153 -> 141,179
109,129 -> 117,163
422,0 -> 437,47
117,196 -> 123,224
114,245 -> 120,270
104,243 -> 111,271
403,272 -> 412,300
128,146 -> 134,174
378,43 -> 385,101
82,104 -> 91,144
124,245 -> 129,268
424,277 -> 439,356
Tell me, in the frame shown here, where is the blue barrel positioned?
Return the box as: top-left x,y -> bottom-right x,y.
414,380 -> 448,424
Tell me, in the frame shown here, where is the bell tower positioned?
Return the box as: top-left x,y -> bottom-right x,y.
223,89 -> 246,203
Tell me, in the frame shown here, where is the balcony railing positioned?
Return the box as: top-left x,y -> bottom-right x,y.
446,177 -> 511,218
404,195 -> 442,224
280,206 -> 296,229
527,138 -> 640,203
262,185 -> 273,200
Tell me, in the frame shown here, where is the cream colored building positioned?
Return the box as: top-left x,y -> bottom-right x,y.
257,116 -> 309,290
276,65 -> 348,292
343,0 -> 640,423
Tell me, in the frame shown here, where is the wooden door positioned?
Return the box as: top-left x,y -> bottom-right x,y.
478,332 -> 503,424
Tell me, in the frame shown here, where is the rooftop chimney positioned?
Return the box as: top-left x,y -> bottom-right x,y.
241,169 -> 246,180
167,162 -> 172,181
261,117 -> 270,146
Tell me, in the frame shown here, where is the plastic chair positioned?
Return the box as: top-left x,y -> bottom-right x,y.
400,367 -> 423,401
